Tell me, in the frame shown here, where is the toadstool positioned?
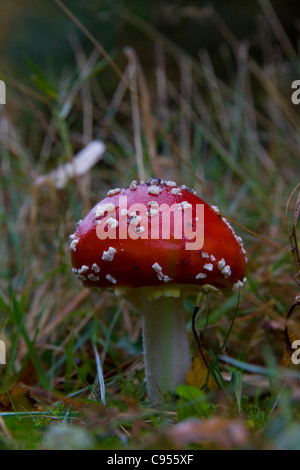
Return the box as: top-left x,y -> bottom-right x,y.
70,178 -> 247,402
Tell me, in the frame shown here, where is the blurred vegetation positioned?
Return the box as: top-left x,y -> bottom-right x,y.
1,0 -> 300,450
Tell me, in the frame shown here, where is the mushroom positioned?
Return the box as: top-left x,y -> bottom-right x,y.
70,178 -> 247,402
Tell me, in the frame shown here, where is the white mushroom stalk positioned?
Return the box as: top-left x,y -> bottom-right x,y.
126,290 -> 191,402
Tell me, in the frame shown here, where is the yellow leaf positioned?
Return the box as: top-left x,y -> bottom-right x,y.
0,384 -> 38,412
185,348 -> 218,391
280,317 -> 300,368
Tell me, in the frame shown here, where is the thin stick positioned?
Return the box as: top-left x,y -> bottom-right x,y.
192,306 -> 209,369
124,47 -> 145,181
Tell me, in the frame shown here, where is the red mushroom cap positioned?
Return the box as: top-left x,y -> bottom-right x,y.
70,179 -> 247,293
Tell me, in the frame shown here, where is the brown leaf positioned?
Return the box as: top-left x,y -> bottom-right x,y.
0,383 -> 86,413
18,360 -> 39,386
280,308 -> 300,369
168,417 -> 249,449
185,348 -> 218,391
0,384 -> 40,412
280,345 -> 295,369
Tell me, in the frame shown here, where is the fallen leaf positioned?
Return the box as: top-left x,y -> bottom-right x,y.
168,417 -> 249,449
280,315 -> 300,369
18,360 -> 39,386
0,384 -> 40,412
280,345 -> 295,368
0,383 -> 85,413
185,348 -> 218,391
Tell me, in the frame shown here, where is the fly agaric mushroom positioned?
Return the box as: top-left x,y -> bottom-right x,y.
70,178 -> 247,402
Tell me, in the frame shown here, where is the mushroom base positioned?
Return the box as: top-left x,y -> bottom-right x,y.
125,291 -> 191,402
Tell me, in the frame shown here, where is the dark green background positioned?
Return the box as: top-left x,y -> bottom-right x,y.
1,0 -> 299,88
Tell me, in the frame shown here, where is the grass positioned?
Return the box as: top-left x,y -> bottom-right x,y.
1,0 -> 300,450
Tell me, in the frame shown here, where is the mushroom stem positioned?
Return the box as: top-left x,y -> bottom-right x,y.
126,291 -> 191,402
